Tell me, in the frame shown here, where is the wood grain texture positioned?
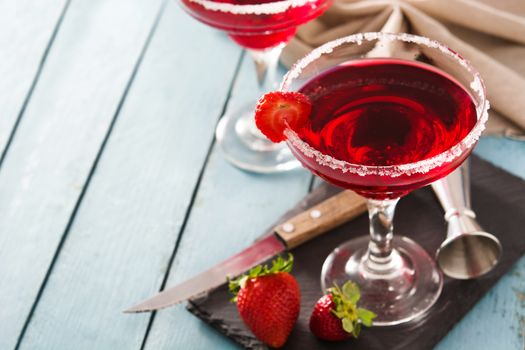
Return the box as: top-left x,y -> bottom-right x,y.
0,0 -> 163,348
0,0 -> 67,156
17,2 -> 242,350
0,1 -> 523,348
141,53 -> 312,350
275,190 -> 366,249
474,136 -> 525,180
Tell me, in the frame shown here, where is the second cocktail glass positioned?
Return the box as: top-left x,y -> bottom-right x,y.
179,0 -> 332,172
278,33 -> 488,325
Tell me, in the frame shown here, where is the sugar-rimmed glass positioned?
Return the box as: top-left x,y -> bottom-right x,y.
280,32 -> 488,325
179,0 -> 332,172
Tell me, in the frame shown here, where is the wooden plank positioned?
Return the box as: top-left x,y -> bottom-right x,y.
436,137 -> 525,350
142,52 -> 312,350
17,2 -> 242,350
474,136 -> 525,180
0,0 -> 67,157
0,0 -> 163,349
437,257 -> 525,350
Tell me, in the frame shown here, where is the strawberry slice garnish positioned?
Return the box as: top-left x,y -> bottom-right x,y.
255,91 -> 312,142
309,281 -> 376,341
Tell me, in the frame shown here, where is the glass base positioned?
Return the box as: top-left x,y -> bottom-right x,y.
215,103 -> 300,173
321,235 -> 443,326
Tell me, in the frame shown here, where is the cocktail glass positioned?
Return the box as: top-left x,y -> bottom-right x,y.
279,33 -> 488,325
179,0 -> 332,172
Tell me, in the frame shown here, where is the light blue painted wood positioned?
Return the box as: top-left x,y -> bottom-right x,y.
474,136 -> 525,181
142,53 -> 311,350
1,1 -> 523,347
0,0 -> 67,154
436,136 -> 525,350
0,0 -> 163,348
18,2 -> 242,349
437,257 -> 525,350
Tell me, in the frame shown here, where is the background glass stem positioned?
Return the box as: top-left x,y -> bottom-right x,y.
248,45 -> 284,93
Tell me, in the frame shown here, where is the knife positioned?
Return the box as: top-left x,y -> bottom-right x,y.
125,190 -> 366,313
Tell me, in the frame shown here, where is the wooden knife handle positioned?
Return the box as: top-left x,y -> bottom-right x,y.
274,190 -> 367,250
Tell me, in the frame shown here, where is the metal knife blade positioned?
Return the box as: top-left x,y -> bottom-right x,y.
125,234 -> 284,313
125,190 -> 366,313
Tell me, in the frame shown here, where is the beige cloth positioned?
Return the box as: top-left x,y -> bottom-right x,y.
282,0 -> 525,137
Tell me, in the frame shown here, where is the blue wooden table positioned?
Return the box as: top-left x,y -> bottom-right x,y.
2,1 -> 525,349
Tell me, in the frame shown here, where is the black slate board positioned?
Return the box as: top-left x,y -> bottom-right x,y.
187,155 -> 525,349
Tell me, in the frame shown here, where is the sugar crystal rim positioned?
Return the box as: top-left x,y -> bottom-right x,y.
281,32 -> 489,177
187,0 -> 316,15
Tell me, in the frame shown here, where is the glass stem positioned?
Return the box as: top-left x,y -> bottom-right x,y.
365,198 -> 400,273
238,45 -> 285,146
248,44 -> 284,93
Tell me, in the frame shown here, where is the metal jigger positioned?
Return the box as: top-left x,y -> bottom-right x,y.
431,161 -> 502,279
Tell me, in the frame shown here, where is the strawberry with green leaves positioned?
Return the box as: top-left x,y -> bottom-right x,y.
309,281 -> 376,341
229,254 -> 300,348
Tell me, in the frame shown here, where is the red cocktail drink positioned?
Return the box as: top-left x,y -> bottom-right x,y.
178,0 -> 332,173
277,33 -> 488,326
289,59 -> 478,199
181,0 -> 330,49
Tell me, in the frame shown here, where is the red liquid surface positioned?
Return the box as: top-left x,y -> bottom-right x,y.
180,0 -> 331,49
291,59 -> 478,199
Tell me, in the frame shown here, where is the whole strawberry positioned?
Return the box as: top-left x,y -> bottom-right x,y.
309,281 -> 376,341
229,254 -> 300,348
